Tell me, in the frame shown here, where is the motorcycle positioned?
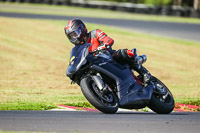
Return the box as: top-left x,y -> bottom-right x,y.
66,43 -> 175,114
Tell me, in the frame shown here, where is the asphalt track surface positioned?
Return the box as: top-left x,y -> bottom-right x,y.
0,12 -> 200,42
0,111 -> 200,133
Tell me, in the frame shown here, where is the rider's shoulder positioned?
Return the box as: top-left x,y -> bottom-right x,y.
89,29 -> 105,38
88,29 -> 99,37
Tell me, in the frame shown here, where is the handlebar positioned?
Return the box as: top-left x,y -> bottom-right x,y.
90,45 -> 111,55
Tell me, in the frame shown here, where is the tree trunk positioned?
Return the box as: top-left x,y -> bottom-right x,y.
193,0 -> 200,10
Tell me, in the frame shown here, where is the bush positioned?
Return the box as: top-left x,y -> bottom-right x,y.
144,0 -> 172,6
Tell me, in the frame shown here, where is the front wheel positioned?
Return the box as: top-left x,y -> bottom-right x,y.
148,76 -> 175,114
80,76 -> 119,114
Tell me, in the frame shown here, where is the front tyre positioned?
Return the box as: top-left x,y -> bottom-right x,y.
80,76 -> 119,114
148,76 -> 175,114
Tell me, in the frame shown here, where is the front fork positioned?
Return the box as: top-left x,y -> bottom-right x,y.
131,67 -> 151,86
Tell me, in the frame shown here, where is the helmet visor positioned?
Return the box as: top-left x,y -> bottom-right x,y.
67,28 -> 81,40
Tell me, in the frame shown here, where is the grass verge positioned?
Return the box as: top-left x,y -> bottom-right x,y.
0,102 -> 56,110
175,98 -> 200,106
0,16 -> 200,110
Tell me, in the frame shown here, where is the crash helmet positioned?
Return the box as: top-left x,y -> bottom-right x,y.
64,19 -> 87,45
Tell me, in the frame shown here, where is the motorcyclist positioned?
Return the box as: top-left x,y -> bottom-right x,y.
64,19 -> 151,83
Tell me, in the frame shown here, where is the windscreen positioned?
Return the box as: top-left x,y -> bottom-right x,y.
66,43 -> 91,76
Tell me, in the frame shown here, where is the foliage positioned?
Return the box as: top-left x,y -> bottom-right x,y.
94,0 -> 130,2
91,0 -> 172,5
144,0 -> 172,6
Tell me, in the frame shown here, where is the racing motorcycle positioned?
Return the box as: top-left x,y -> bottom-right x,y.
66,43 -> 175,114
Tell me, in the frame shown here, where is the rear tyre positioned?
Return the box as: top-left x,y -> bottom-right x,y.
148,76 -> 174,114
80,76 -> 119,114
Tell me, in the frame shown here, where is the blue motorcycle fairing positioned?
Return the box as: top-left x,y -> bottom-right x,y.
90,64 -> 152,107
86,50 -> 153,107
66,43 -> 153,108
66,43 -> 91,77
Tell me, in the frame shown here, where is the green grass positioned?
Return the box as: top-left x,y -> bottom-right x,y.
0,102 -> 56,110
0,131 -> 46,133
63,101 -> 94,108
0,15 -> 200,110
1,2 -> 200,24
175,98 -> 200,106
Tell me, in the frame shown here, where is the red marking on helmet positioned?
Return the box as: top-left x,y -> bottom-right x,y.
127,50 -> 134,58
65,20 -> 76,30
65,20 -> 72,30
65,26 -> 70,30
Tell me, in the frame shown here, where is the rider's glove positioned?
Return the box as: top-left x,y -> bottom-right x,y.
97,44 -> 110,50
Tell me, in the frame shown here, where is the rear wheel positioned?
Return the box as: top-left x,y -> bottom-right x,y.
80,76 -> 119,114
148,76 -> 174,114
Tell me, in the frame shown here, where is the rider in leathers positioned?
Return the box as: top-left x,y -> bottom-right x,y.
64,19 -> 151,82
